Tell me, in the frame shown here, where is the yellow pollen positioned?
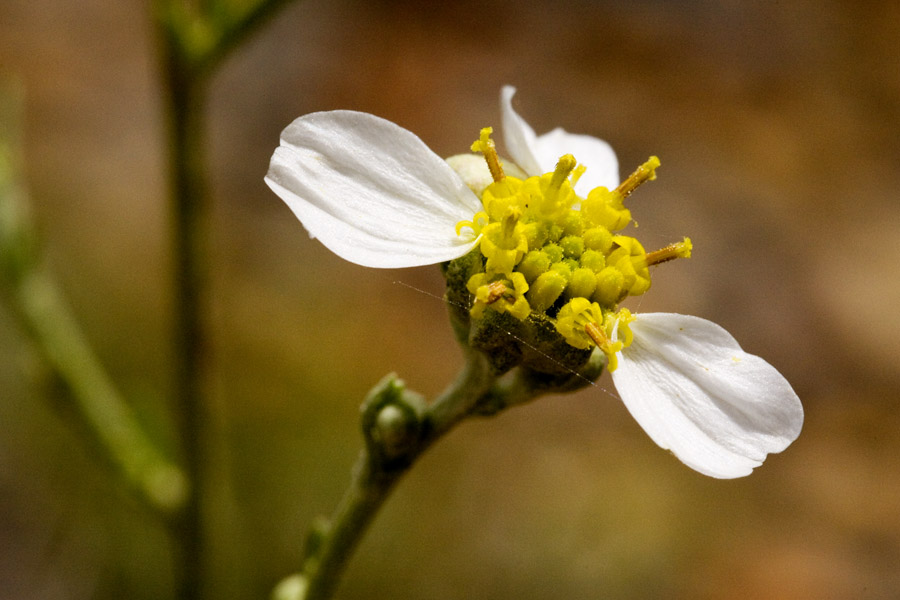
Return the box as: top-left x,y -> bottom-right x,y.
471,127 -> 505,183
645,237 -> 692,267
616,156 -> 660,199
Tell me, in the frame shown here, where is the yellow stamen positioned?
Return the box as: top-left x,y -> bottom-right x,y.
584,322 -> 608,348
645,237 -> 692,267
570,164 -> 586,188
615,156 -> 660,199
548,154 -> 577,195
501,206 -> 522,239
455,210 -> 489,237
470,127 -> 505,183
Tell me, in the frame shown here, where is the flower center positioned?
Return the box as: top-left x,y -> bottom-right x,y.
454,128 -> 688,357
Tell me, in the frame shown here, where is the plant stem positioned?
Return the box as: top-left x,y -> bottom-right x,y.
0,80 -> 187,518
156,19 -> 211,597
154,1 -> 302,596
300,354 -> 495,600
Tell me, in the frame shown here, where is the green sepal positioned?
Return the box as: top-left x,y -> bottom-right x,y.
441,248 -> 484,344
468,308 -> 526,375
519,312 -> 593,376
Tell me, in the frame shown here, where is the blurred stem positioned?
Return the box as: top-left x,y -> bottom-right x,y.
195,0 -> 298,76
0,82 -> 187,518
154,1 -> 300,598
159,52 -> 210,600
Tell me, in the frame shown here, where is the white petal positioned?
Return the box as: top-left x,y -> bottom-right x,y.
611,313 -> 804,479
500,86 -> 619,196
265,110 -> 483,268
445,153 -> 494,197
500,86 -> 543,177
533,129 -> 619,194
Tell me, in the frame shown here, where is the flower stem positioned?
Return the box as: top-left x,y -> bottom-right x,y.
296,354 -> 495,600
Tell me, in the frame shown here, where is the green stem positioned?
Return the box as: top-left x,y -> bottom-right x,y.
272,343 -> 607,600
157,45 -> 210,600
298,354 -> 495,600
0,80 -> 187,519
153,2 -> 301,596
194,0 -> 299,76
15,270 -> 190,515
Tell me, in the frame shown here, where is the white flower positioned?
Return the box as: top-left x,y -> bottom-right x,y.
264,88 -> 803,478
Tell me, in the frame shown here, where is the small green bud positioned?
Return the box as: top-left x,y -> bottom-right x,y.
271,574 -> 308,600
566,267 -> 597,299
542,243 -> 564,263
360,374 -> 424,467
580,249 -> 606,273
583,226 -> 614,254
372,404 -> 418,459
517,249 -> 551,283
528,270 -> 568,312
592,266 -> 625,307
559,235 -> 585,259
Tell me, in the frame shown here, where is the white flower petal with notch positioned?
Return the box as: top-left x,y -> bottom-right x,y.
611,312 -> 804,479
266,110 -> 483,269
500,86 -> 620,196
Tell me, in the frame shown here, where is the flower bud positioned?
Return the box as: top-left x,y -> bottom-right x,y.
559,235 -> 584,259
528,270 -> 568,312
566,267 -> 598,300
579,249 -> 606,273
582,226 -> 613,253
593,266 -> 625,307
517,249 -> 551,284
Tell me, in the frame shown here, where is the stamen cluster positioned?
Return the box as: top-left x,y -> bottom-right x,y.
455,128 -> 690,367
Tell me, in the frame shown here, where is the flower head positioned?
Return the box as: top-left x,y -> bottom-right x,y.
265,87 -> 802,478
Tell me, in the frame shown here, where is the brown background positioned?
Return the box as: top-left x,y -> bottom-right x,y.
1,0 -> 899,598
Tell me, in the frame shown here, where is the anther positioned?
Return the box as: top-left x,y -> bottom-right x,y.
471,127 -> 505,183
584,322 -> 608,348
645,237 -> 692,267
484,280 -> 508,304
615,156 -> 660,199
585,320 -> 624,372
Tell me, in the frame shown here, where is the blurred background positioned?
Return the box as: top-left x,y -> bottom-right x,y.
1,0 -> 899,598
